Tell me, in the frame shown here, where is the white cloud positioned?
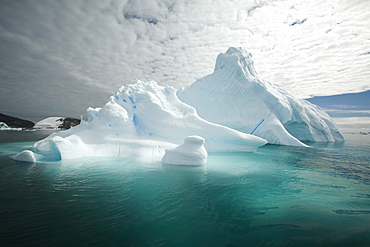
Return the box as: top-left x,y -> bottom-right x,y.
0,0 -> 369,120
333,117 -> 370,130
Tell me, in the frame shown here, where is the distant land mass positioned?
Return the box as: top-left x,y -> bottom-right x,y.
0,113 -> 80,130
0,113 -> 34,128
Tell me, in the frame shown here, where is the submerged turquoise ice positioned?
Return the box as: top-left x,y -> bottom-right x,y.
0,131 -> 369,246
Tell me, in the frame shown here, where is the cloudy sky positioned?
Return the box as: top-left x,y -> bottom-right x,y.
0,0 -> 369,121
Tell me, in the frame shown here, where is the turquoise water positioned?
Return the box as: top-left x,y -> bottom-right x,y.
0,131 -> 369,246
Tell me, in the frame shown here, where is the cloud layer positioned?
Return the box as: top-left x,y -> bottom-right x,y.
0,0 -> 369,120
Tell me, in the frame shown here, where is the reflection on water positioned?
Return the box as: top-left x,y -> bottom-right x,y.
0,131 -> 369,246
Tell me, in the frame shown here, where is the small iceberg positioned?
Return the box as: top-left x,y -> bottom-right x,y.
13,150 -> 43,163
161,136 -> 207,166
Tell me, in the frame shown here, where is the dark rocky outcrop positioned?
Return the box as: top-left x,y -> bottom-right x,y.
0,113 -> 35,129
58,117 -> 81,129
0,113 -> 81,130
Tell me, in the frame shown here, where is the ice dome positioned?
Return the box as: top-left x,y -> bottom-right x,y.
178,47 -> 344,146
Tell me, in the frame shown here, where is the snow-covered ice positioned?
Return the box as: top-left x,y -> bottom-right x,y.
178,47 -> 344,146
14,79 -> 267,162
161,136 -> 207,166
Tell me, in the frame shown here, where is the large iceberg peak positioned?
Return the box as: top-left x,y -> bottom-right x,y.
178,47 -> 344,146
215,47 -> 259,80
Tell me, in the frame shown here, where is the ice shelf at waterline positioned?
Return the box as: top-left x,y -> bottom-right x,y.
14,80 -> 267,162
178,47 -> 344,146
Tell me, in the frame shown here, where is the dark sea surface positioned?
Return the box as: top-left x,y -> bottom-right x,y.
0,130 -> 369,246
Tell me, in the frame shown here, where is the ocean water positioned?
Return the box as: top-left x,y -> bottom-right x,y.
0,130 -> 369,247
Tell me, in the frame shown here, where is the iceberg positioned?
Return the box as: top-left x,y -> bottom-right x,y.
161,136 -> 207,166
14,80 -> 267,162
13,47 -> 345,162
178,47 -> 344,146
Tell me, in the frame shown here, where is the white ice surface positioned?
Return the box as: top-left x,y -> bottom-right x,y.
34,117 -> 64,129
178,47 -> 344,146
17,80 -> 267,162
161,136 -> 207,166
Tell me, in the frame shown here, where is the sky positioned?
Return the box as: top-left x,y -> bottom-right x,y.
307,90 -> 370,118
0,0 -> 369,121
